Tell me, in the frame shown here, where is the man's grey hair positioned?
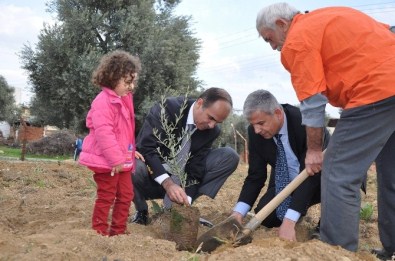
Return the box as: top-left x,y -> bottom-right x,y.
256,2 -> 300,32
243,90 -> 282,119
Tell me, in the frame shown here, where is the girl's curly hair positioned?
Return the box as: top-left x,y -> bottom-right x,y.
92,50 -> 141,90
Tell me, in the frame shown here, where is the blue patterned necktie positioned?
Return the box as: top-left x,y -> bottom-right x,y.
163,124 -> 196,209
274,134 -> 292,220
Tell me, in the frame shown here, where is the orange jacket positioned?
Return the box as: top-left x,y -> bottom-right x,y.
281,7 -> 395,109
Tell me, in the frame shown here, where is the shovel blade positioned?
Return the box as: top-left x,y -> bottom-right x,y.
234,228 -> 253,246
195,216 -> 243,253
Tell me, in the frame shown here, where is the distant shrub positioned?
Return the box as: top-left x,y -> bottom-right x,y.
26,130 -> 76,156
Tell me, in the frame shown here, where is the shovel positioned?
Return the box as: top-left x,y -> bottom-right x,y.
195,168 -> 310,253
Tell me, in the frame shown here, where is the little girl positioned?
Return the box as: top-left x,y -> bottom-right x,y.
79,50 -> 141,236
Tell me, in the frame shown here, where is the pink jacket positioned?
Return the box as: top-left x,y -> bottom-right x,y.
79,87 -> 135,173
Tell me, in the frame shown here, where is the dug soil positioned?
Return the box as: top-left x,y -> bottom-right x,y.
0,159 -> 383,260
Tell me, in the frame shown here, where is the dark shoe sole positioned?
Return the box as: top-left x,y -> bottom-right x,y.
371,248 -> 394,261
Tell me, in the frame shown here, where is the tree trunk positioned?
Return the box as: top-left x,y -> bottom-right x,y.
20,118 -> 27,161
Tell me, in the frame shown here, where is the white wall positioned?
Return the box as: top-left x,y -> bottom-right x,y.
0,121 -> 11,138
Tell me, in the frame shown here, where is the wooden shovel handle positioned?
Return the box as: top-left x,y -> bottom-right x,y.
243,169 -> 309,233
242,149 -> 326,235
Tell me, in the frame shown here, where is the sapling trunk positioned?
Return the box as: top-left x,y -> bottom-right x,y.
152,93 -> 200,251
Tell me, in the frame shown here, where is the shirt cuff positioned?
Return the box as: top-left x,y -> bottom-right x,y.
154,173 -> 170,185
233,202 -> 251,217
284,209 -> 301,222
300,93 -> 328,127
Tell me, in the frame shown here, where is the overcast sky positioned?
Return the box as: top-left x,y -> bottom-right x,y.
1,0 -> 395,117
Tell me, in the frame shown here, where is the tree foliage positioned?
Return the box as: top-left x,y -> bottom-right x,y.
214,112 -> 249,154
0,75 -> 18,123
20,0 -> 201,133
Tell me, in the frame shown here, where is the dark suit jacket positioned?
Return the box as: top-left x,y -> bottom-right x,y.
237,104 -> 329,215
136,96 -> 220,195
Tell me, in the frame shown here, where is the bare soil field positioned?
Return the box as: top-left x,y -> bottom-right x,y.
0,159 -> 382,260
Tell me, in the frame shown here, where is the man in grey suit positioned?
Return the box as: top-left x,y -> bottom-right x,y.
130,87 -> 239,225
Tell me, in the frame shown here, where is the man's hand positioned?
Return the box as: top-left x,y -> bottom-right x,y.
231,211 -> 244,225
305,149 -> 323,176
162,177 -> 190,206
305,127 -> 324,176
278,218 -> 297,241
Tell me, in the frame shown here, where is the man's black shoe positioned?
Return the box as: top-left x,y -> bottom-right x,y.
129,210 -> 148,225
371,248 -> 394,261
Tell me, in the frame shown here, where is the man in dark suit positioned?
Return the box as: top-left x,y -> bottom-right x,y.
231,90 -> 329,241
131,87 -> 239,225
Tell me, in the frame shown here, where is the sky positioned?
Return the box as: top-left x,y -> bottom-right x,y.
1,0 -> 395,118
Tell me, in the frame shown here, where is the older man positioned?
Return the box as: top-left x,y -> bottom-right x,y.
256,2 -> 395,257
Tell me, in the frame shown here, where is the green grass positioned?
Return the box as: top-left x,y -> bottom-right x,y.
0,145 -> 72,160
360,203 -> 374,221
36,179 -> 46,188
